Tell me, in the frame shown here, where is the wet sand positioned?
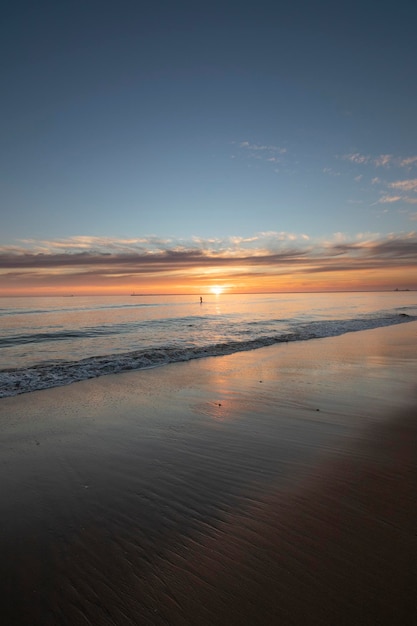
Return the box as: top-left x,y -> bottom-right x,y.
1,322 -> 416,625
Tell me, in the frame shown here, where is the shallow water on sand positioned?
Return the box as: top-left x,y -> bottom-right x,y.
1,291 -> 417,397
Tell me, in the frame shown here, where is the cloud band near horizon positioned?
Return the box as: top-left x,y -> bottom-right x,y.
0,232 -> 416,295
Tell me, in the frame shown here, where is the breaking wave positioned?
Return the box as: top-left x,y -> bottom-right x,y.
1,313 -> 415,398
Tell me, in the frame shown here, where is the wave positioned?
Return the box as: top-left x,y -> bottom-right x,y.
0,313 -> 415,398
0,302 -> 161,318
0,316 -> 207,348
0,326 -> 130,347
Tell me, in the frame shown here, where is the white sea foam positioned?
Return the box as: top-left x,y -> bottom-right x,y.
1,312 -> 415,398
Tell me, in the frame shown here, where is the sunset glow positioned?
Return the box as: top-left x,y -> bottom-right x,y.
0,232 -> 416,296
1,3 -> 417,297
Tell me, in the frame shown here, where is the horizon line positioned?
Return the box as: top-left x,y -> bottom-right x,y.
1,289 -> 415,298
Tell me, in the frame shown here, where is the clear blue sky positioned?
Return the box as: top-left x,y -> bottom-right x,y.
1,0 -> 417,294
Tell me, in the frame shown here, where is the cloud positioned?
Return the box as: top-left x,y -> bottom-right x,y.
323,168 -> 340,176
0,232 -> 312,269
373,154 -> 392,167
341,153 -> 416,169
364,175 -> 417,208
378,195 -> 403,203
239,142 -> 286,154
1,232 -> 416,291
343,153 -> 371,165
232,141 -> 289,173
389,178 -> 417,192
400,156 -> 417,167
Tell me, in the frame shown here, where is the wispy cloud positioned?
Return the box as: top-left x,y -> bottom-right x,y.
327,232 -> 417,261
235,141 -> 288,169
340,159 -> 417,205
342,153 -> 371,165
400,156 -> 417,168
374,178 -> 417,206
378,195 -> 403,203
239,141 -> 287,154
1,232 -> 416,293
342,153 -> 417,170
323,167 -> 341,176
373,154 -> 392,167
388,178 -> 417,192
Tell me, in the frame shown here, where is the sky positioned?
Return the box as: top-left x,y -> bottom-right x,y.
1,0 -> 417,295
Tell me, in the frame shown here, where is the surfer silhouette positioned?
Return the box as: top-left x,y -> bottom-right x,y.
200,297 -> 203,304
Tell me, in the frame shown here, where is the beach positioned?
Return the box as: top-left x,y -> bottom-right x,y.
1,321 -> 416,625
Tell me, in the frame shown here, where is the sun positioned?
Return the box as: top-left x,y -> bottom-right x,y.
210,285 -> 223,295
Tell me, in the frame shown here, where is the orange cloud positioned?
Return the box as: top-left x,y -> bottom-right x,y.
1,232 -> 416,295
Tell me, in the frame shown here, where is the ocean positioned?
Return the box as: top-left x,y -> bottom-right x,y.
1,291 -> 416,398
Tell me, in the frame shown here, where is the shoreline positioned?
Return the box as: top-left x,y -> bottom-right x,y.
1,322 -> 417,624
2,313 -> 416,399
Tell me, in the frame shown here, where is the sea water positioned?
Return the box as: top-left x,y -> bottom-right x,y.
1,292 -> 416,397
